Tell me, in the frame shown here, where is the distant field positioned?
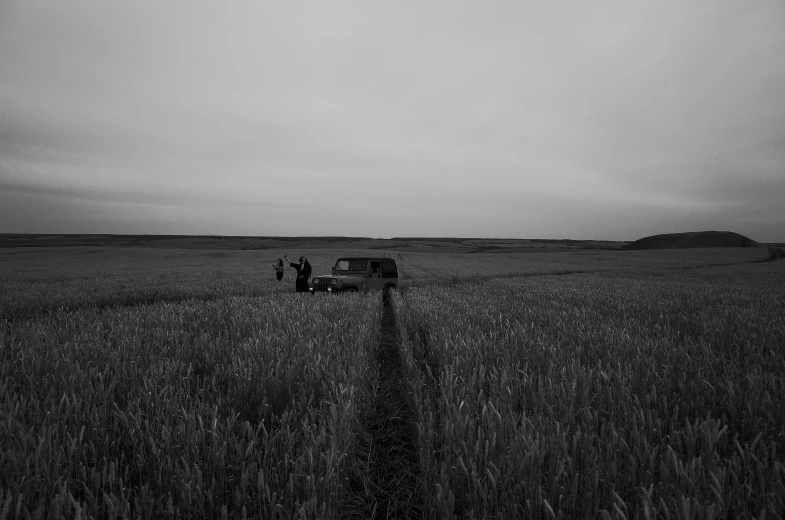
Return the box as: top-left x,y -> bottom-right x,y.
1,243 -> 783,518
0,233 -> 627,253
0,245 -> 766,322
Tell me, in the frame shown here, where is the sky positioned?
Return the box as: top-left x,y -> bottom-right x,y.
1,0 -> 783,241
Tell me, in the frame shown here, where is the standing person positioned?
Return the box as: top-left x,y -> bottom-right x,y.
271,258 -> 284,281
284,254 -> 312,293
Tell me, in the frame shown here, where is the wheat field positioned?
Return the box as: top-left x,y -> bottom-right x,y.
393,263 -> 785,518
1,246 -> 782,518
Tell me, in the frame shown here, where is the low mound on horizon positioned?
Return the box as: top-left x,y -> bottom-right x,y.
622,231 -> 758,251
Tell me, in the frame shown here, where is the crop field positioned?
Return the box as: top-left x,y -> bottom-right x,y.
2,291 -> 381,518
1,245 -> 783,518
393,263 -> 785,518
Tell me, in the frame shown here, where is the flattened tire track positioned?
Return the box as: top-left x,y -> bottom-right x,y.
348,290 -> 422,519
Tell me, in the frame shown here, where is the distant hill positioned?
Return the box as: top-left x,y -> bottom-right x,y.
622,231 -> 758,251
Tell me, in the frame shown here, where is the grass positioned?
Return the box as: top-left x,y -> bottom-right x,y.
1,292 -> 379,518
1,245 -> 781,518
393,263 -> 785,518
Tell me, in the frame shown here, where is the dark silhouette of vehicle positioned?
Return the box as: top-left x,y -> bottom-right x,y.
310,257 -> 398,293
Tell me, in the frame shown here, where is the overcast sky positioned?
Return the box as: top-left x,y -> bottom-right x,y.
1,0 -> 783,240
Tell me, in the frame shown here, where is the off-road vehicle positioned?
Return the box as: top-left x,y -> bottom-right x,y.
310,257 -> 398,293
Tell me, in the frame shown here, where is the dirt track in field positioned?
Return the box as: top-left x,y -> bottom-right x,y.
346,291 -> 423,519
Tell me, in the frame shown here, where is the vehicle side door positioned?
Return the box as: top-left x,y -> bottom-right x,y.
368,260 -> 384,291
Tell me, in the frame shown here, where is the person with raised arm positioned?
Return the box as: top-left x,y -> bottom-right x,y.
284,254 -> 312,293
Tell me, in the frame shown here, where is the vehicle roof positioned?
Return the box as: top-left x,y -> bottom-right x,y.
335,257 -> 395,262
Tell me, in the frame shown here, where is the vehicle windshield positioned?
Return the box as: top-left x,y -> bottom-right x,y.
334,259 -> 368,272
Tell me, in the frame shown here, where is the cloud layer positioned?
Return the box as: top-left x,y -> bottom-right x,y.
1,0 -> 783,240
